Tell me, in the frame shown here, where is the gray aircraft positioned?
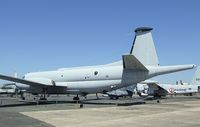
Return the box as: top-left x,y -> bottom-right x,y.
137,67 -> 200,97
0,27 -> 196,100
104,85 -> 135,99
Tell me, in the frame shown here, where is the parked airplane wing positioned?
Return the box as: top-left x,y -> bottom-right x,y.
140,80 -> 158,84
0,74 -> 51,87
122,54 -> 148,71
2,82 -> 16,87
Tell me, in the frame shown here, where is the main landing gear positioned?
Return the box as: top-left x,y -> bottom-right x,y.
40,88 -> 48,100
19,91 -> 25,100
21,93 -> 25,100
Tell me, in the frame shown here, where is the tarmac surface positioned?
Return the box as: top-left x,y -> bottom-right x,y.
1,94 -> 200,127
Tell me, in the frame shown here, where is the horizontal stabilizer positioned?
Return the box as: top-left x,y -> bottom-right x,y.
148,64 -> 196,77
122,54 -> 148,71
140,80 -> 158,84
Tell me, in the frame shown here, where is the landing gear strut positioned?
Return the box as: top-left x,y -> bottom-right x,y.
96,93 -> 99,99
40,88 -> 48,100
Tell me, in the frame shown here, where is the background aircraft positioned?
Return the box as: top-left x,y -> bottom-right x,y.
0,27 -> 196,100
104,85 -> 135,99
0,85 -> 16,95
137,67 -> 200,97
0,74 -> 16,95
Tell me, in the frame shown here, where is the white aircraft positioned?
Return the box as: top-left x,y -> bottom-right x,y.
0,86 -> 16,95
104,85 -> 135,99
0,79 -> 17,95
137,67 -> 200,97
0,27 -> 196,100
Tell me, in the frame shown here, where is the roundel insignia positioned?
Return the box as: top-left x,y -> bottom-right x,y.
169,88 -> 175,94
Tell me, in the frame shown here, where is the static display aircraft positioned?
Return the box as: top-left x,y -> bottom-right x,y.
0,27 -> 196,100
137,67 -> 200,97
104,85 -> 135,99
0,86 -> 16,95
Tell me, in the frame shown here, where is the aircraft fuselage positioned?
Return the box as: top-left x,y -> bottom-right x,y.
22,65 -> 147,95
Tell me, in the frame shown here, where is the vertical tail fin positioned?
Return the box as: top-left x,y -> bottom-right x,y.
191,66 -> 200,85
130,27 -> 159,66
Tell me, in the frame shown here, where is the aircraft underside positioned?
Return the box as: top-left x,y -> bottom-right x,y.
28,80 -> 126,95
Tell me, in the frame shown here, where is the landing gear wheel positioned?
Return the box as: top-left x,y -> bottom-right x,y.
80,103 -> 83,108
20,92 -> 25,100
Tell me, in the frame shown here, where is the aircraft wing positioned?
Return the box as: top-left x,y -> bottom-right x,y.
139,81 -> 167,93
0,74 -> 51,87
122,54 -> 148,71
141,81 -> 164,90
2,83 -> 16,87
140,80 -> 158,84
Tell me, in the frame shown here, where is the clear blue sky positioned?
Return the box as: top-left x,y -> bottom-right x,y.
0,0 -> 200,84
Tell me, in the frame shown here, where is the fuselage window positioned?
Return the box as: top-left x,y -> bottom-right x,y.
94,71 -> 98,76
